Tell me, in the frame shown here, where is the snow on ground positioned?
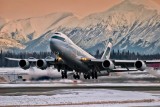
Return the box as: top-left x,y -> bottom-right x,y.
0,82 -> 160,88
0,89 -> 159,106
52,102 -> 160,107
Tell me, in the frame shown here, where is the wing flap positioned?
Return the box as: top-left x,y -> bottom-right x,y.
112,68 -> 137,72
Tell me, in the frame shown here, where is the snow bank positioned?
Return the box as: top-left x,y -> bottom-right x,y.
0,89 -> 159,106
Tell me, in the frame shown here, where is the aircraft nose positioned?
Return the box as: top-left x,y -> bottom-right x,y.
50,38 -> 61,49
50,39 -> 58,51
50,38 -> 64,54
50,38 -> 56,46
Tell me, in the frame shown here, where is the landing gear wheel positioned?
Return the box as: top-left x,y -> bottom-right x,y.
88,75 -> 90,79
73,74 -> 76,79
91,71 -> 98,79
61,72 -> 64,79
84,74 -> 87,79
94,72 -> 97,79
84,74 -> 90,79
64,73 -> 67,78
61,71 -> 67,79
91,72 -> 94,79
77,75 -> 80,79
73,73 -> 80,79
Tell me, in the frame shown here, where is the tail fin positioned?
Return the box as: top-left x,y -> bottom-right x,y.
101,41 -> 112,59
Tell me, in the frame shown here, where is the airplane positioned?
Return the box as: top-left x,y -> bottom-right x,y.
6,32 -> 160,79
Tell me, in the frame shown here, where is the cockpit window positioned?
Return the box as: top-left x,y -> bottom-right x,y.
51,35 -> 65,41
54,33 -> 60,35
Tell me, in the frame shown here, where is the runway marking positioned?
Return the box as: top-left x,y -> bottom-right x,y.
0,99 -> 157,107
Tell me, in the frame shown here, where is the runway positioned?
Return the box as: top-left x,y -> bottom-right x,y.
1,82 -> 160,95
0,89 -> 159,107
0,82 -> 160,106
1,67 -> 160,106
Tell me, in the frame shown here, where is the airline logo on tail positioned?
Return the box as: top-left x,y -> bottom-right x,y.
101,40 -> 113,60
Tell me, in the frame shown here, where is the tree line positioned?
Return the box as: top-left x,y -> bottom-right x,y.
0,50 -> 160,67
0,51 -> 51,67
95,50 -> 160,60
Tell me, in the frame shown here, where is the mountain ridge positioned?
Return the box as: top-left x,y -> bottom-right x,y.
0,0 -> 160,54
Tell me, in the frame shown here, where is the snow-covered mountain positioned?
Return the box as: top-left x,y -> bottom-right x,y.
0,0 -> 160,54
0,17 -> 6,29
0,12 -> 77,51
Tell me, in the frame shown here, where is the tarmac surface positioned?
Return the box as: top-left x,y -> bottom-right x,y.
1,67 -> 160,106
0,80 -> 160,106
1,82 -> 160,95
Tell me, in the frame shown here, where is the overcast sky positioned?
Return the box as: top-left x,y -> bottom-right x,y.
0,0 -> 160,20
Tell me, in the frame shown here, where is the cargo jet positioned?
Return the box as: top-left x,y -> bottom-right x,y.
6,32 -> 160,79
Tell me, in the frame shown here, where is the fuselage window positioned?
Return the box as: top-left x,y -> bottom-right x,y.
51,35 -> 65,42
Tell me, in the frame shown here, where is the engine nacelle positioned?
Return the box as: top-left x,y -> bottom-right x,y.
135,60 -> 146,71
19,59 -> 30,70
36,59 -> 48,70
102,60 -> 114,70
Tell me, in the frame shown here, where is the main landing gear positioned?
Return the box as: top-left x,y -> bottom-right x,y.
83,74 -> 90,79
61,70 -> 67,79
73,72 -> 80,79
83,71 -> 98,79
72,71 -> 98,80
83,72 -> 98,79
91,71 -> 97,79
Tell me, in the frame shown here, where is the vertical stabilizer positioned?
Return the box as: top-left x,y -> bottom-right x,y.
101,41 -> 112,59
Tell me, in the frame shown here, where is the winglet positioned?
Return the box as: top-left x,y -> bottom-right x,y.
101,39 -> 113,60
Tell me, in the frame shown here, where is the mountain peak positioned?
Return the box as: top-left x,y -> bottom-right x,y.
109,0 -> 160,12
123,0 -> 160,11
1,1 -> 160,54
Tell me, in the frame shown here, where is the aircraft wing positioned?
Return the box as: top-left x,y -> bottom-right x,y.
90,59 -> 160,64
83,59 -> 160,72
113,60 -> 160,64
6,57 -> 67,69
5,57 -> 56,62
5,57 -> 38,62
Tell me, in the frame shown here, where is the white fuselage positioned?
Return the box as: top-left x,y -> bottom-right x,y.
50,33 -> 95,73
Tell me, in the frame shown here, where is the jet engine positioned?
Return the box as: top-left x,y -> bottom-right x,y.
102,60 -> 114,70
36,59 -> 48,70
135,60 -> 146,71
19,59 -> 30,70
